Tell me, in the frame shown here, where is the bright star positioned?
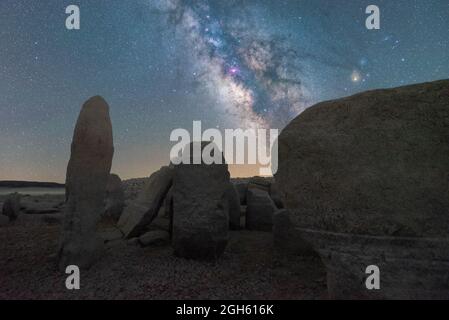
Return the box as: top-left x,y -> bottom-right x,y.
351,70 -> 362,83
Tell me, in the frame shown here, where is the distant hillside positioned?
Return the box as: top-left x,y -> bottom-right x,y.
0,181 -> 65,188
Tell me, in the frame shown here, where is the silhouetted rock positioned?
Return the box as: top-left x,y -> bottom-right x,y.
172,142 -> 230,260
2,193 -> 21,221
275,80 -> 449,299
117,166 -> 173,238
104,174 -> 125,220
246,188 -> 275,231
58,96 -> 114,271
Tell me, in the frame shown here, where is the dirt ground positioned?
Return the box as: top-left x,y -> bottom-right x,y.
0,194 -> 327,300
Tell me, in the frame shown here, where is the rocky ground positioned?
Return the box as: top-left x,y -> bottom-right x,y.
0,192 -> 327,300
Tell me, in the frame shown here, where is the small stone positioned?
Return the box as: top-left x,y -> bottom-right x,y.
2,193 -> 21,221
127,237 -> 139,246
139,230 -> 170,247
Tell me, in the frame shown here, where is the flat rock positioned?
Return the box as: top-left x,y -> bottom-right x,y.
117,166 -> 173,238
139,230 -> 170,247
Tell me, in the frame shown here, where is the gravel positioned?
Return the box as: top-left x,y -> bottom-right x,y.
0,195 -> 327,300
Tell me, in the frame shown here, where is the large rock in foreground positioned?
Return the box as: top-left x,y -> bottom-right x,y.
58,96 -> 114,271
172,142 -> 230,260
275,80 -> 449,299
117,166 -> 173,238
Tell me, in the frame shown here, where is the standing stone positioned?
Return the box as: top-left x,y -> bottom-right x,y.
246,188 -> 276,231
117,166 -> 173,238
103,174 -> 125,220
226,183 -> 241,230
172,142 -> 230,260
275,80 -> 449,299
2,193 -> 21,221
58,96 -> 114,271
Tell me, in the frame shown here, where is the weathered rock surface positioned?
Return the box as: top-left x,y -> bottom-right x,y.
275,80 -> 449,299
164,186 -> 174,236
58,96 -> 114,271
117,166 -> 173,239
246,188 -> 276,231
2,193 -> 21,221
103,174 -> 125,220
139,230 -> 170,247
164,186 -> 173,219
226,183 -> 241,230
172,142 -> 230,260
273,209 -> 315,256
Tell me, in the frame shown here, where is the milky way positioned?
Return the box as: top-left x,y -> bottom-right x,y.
154,0 -> 310,129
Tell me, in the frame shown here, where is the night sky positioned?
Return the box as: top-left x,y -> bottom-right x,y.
1,0 -> 448,182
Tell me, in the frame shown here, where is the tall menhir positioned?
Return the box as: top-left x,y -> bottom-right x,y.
58,96 -> 114,271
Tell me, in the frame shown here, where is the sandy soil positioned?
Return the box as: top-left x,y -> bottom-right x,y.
0,194 -> 327,300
